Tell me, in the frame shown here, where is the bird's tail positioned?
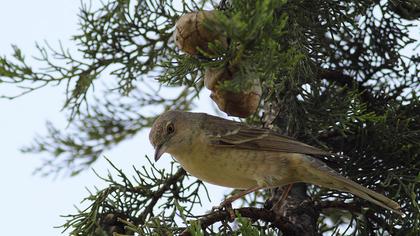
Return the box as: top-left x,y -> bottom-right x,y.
301,156 -> 402,215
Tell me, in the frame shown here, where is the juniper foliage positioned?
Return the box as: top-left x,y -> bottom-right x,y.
1,0 -> 419,235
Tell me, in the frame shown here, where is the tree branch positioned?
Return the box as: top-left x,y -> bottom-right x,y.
134,168 -> 187,225
317,69 -> 374,103
180,207 -> 300,236
315,201 -> 395,234
268,184 -> 319,236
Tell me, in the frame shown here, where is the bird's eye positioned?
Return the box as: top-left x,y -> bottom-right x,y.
166,123 -> 175,134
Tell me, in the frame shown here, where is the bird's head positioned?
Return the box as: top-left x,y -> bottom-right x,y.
149,110 -> 193,161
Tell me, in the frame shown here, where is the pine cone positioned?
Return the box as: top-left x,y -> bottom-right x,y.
205,66 -> 262,118
174,10 -> 227,56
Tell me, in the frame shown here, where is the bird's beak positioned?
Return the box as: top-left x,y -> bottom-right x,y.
154,143 -> 168,161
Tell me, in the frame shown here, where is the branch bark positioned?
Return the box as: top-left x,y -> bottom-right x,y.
317,69 -> 380,105
180,207 -> 301,236
267,183 -> 319,236
135,168 -> 187,225
315,201 -> 395,234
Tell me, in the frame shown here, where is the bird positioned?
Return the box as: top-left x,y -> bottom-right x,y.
148,110 -> 402,215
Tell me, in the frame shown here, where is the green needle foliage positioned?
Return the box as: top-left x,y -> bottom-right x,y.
1,0 -> 419,235
60,158 -> 209,235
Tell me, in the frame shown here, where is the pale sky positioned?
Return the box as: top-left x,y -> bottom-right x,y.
0,1 -> 225,235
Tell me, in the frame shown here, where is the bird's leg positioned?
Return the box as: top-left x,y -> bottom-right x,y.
271,184 -> 293,210
213,186 -> 262,209
221,186 -> 263,207
212,186 -> 262,221
279,184 -> 293,203
215,186 -> 263,212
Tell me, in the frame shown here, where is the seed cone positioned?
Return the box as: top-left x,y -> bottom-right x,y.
174,10 -> 227,56
205,66 -> 262,118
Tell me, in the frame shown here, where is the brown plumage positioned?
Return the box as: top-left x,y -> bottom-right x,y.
201,114 -> 329,155
149,110 -> 402,215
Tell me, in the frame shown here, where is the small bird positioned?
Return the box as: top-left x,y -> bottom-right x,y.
149,110 -> 402,214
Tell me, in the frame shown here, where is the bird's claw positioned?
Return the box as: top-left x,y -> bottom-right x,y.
212,201 -> 235,221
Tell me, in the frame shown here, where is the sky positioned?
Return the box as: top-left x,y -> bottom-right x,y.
0,1 -> 226,235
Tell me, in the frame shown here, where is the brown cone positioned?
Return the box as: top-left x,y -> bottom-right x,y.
174,10 -> 227,56
205,66 -> 262,118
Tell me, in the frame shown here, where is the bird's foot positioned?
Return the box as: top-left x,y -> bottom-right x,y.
212,187 -> 262,220
212,201 -> 235,221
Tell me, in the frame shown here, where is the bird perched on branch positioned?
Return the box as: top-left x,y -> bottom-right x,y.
149,110 -> 402,215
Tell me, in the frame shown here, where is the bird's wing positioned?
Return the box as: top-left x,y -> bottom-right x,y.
202,114 -> 330,156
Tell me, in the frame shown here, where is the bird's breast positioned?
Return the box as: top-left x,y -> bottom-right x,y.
172,143 -> 296,189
